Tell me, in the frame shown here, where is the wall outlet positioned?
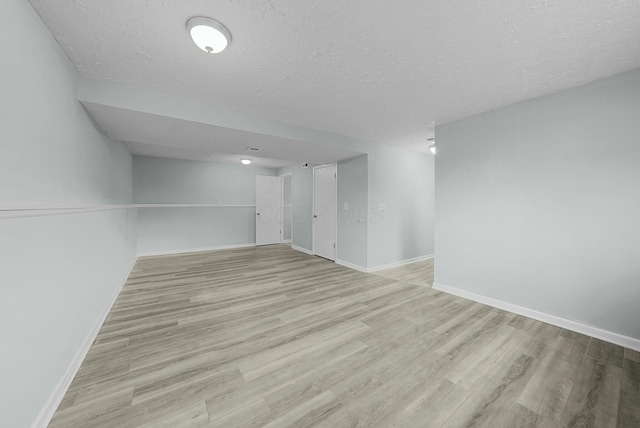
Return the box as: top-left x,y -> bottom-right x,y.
344,202 -> 348,210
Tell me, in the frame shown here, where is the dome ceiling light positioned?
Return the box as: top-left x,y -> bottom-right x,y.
186,17 -> 231,54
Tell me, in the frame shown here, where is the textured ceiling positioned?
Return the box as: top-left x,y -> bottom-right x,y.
29,0 -> 640,155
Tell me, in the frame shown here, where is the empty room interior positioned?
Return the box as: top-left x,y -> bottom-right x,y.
2,1 -> 640,427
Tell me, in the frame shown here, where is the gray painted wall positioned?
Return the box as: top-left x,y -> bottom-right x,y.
367,145 -> 435,268
435,68 -> 640,340
133,156 -> 277,204
134,156 -> 278,255
137,207 -> 257,255
0,1 -> 136,427
337,155 -> 369,268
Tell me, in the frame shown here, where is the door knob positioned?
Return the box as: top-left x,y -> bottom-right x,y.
313,215 -> 317,218
257,213 -> 260,216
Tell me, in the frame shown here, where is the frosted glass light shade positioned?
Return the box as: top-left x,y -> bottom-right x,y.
187,17 -> 231,54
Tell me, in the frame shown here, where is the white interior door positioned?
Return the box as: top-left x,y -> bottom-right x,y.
313,164 -> 337,260
256,176 -> 282,246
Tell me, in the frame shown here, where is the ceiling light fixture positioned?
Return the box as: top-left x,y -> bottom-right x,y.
427,137 -> 436,155
241,159 -> 252,165
186,17 -> 231,54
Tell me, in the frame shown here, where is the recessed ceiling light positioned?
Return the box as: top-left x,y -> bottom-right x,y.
186,17 -> 231,54
241,159 -> 252,165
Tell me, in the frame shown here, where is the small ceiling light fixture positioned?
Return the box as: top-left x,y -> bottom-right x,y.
186,16 -> 231,54
240,158 -> 252,165
427,137 -> 436,155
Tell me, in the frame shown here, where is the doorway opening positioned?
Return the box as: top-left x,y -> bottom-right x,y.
281,173 -> 292,244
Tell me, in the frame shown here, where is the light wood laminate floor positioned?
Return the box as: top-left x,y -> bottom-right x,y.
50,245 -> 640,427
373,258 -> 434,287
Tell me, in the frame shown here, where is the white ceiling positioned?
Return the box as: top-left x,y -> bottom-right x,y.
29,0 -> 640,161
82,101 -> 362,168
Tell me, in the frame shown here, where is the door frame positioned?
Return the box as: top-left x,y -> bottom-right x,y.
279,172 -> 293,244
312,163 -> 338,259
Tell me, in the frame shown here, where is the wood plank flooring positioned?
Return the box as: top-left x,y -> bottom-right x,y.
49,245 -> 640,427
373,258 -> 434,287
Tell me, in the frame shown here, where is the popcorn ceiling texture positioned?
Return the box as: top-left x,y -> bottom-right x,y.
29,0 -> 640,150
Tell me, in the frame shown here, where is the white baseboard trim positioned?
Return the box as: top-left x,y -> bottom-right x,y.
32,257 -> 138,428
292,244 -> 313,255
433,282 -> 640,352
335,259 -> 368,273
336,254 -> 434,274
138,243 -> 256,257
367,254 -> 434,273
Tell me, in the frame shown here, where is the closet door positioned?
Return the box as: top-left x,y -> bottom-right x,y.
256,176 -> 282,245
313,164 -> 337,260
